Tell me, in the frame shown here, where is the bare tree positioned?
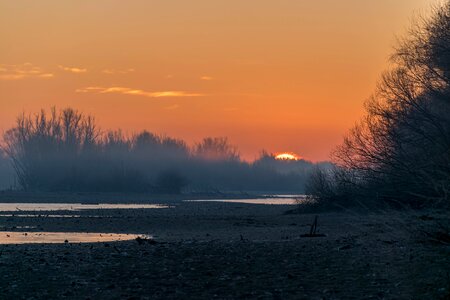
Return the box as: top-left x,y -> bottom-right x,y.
194,137 -> 240,161
2,108 -> 100,190
329,2 -> 450,206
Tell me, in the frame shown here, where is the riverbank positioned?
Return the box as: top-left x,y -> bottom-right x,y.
0,198 -> 448,299
0,190 -> 283,204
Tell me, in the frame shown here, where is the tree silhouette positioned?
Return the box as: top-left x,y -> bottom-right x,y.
310,2 -> 450,207
194,137 -> 240,161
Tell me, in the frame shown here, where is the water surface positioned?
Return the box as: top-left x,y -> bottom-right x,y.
0,203 -> 169,212
0,231 -> 148,244
185,198 -> 301,205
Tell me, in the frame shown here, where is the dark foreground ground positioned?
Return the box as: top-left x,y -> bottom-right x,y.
0,194 -> 449,299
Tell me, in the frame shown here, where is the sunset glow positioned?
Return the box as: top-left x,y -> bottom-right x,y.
0,0 -> 437,161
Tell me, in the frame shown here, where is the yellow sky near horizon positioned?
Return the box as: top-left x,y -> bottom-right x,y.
0,0 -> 438,161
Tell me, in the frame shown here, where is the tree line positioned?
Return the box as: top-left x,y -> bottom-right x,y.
0,108 -> 327,193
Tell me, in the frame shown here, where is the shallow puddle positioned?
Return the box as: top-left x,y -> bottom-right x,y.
264,194 -> 306,198
0,231 -> 148,244
185,198 -> 301,205
0,203 -> 170,212
0,225 -> 37,229
0,214 -> 100,218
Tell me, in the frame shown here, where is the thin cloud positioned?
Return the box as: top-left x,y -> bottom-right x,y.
0,63 -> 54,80
39,73 -> 55,78
165,104 -> 180,110
76,86 -> 204,98
102,68 -> 135,75
58,65 -> 87,73
200,76 -> 213,81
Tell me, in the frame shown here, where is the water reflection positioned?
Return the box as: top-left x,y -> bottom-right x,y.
264,194 -> 306,199
0,225 -> 37,229
0,231 -> 149,244
0,203 -> 169,212
0,214 -> 105,218
185,198 -> 300,205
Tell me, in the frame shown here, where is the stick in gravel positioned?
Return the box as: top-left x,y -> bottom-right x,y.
301,215 -> 326,238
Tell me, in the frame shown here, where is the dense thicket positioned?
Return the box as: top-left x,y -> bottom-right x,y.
0,108 -> 325,193
306,2 -> 450,208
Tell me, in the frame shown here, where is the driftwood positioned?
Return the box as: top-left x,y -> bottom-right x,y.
301,216 -> 326,237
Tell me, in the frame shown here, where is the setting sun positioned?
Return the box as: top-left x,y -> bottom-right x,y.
275,153 -> 300,161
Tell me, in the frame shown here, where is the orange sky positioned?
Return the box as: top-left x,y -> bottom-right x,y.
0,0 -> 438,161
